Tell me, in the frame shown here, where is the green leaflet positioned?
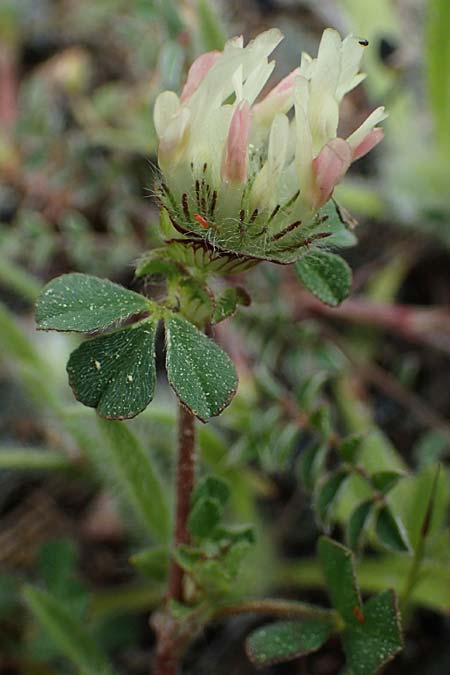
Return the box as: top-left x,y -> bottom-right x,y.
67,321 -> 157,420
165,314 -> 237,421
342,590 -> 403,675
315,470 -> 349,524
375,506 -> 411,553
318,537 -> 362,623
188,497 -> 222,539
246,619 -> 333,667
346,500 -> 374,551
36,273 -> 150,333
295,251 -> 352,306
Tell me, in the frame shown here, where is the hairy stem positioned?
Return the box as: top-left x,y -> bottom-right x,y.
154,404 -> 196,675
213,598 -> 342,629
169,404 -> 196,600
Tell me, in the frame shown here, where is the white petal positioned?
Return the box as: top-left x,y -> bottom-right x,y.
308,29 -> 342,150
153,91 -> 180,137
268,112 -> 289,175
299,51 -> 313,79
336,35 -> 366,100
232,64 -> 244,101
243,59 -> 275,105
246,28 -> 283,62
225,35 -> 244,51
346,106 -> 388,149
312,28 -> 342,96
294,79 -> 314,194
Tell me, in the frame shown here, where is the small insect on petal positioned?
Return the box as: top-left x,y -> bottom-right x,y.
194,213 -> 210,229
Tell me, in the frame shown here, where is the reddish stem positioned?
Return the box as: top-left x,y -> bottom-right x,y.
153,404 -> 196,675
169,404 -> 196,600
0,44 -> 18,137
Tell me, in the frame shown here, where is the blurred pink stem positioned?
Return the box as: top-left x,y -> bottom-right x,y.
0,44 -> 18,137
291,292 -> 450,355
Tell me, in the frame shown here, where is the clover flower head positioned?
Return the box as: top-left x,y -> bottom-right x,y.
153,28 -> 386,268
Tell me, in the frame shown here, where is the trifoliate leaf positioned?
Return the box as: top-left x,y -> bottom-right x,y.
36,273 -> 150,332
67,321 -> 157,420
246,619 -> 333,667
295,251 -> 352,306
165,314 -> 237,421
342,590 -> 403,675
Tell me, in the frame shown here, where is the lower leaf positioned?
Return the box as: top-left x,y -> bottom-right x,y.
246,618 -> 333,667
342,590 -> 403,675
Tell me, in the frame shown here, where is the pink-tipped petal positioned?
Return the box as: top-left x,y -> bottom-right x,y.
252,67 -> 301,125
312,137 -> 352,208
351,127 -> 384,161
180,51 -> 221,102
221,101 -> 251,184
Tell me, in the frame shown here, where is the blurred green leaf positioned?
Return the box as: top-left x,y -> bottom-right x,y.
375,506 -> 411,553
188,497 -> 222,539
0,447 -> 72,471
246,619 -> 332,667
339,433 -> 365,465
38,539 -> 89,618
24,586 -> 114,675
36,273 -> 150,333
318,537 -> 361,623
346,500 -> 374,551
310,404 -> 332,438
100,420 -> 171,541
196,0 -> 227,51
315,470 -> 349,524
165,314 -> 237,421
0,255 -> 42,302
156,0 -> 185,37
371,471 -> 405,494
427,0 -> 450,152
298,443 -> 328,491
192,475 -> 230,509
130,546 -> 170,582
67,320 -> 157,420
0,302 -> 45,369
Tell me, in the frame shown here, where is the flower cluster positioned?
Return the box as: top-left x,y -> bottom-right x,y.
153,28 -> 386,265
